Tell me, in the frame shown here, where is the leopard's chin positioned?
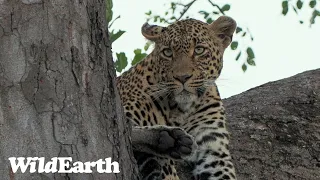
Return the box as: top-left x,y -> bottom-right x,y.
174,90 -> 197,112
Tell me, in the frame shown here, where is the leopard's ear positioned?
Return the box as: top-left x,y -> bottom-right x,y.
209,16 -> 237,48
141,23 -> 164,41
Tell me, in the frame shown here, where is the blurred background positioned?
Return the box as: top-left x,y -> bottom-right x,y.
109,0 -> 320,98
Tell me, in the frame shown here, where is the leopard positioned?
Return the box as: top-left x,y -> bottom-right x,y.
116,16 -> 237,180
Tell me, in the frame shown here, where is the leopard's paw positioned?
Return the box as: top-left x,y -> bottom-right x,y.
157,127 -> 197,159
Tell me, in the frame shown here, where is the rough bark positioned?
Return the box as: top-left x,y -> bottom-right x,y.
177,69 -> 320,180
0,0 -> 138,180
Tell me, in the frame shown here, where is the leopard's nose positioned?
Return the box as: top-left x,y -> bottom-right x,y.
173,74 -> 193,84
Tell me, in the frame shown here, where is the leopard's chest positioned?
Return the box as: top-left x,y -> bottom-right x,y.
167,105 -> 196,127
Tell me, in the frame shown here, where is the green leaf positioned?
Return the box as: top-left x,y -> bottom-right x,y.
282,1 -> 289,15
134,49 -> 142,54
144,41 -> 152,51
132,49 -> 147,65
246,47 -> 255,59
115,52 -> 128,73
206,18 -> 213,24
296,0 -> 303,9
153,16 -> 159,22
236,27 -> 242,34
145,10 -> 152,16
221,4 -> 231,12
199,11 -> 210,19
247,57 -> 256,66
230,41 -> 238,50
235,52 -> 241,61
106,0 -> 113,23
170,16 -> 176,20
171,2 -> 176,13
300,20 -> 304,24
171,2 -> 176,9
309,0 -> 316,8
110,30 -> 125,43
310,10 -> 320,25
246,47 -> 255,67
212,11 -> 219,15
242,63 -> 247,72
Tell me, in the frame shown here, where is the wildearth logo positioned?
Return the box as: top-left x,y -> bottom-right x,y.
8,157 -> 120,173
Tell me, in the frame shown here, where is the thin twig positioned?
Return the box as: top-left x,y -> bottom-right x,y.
147,17 -> 172,24
175,3 -> 187,6
108,15 -> 120,28
207,0 -> 225,15
177,0 -> 198,21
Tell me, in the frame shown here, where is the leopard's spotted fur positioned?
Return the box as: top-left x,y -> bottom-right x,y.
117,16 -> 237,180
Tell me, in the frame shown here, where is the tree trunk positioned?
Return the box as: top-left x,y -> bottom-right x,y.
0,0 -> 138,180
177,69 -> 320,180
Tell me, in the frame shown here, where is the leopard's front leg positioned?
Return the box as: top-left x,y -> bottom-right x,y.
183,101 -> 237,180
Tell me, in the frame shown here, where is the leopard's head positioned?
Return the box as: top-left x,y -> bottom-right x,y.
142,16 -> 236,111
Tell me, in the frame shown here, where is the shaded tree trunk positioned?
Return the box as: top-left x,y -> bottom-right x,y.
177,69 -> 320,180
0,0 -> 138,180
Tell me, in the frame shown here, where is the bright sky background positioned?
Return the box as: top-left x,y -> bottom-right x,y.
112,0 -> 320,98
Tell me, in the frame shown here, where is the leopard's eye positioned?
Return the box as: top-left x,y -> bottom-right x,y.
194,47 -> 205,55
163,48 -> 173,57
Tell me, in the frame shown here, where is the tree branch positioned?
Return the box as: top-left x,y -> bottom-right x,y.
207,0 -> 225,15
177,0 -> 198,21
177,69 -> 320,179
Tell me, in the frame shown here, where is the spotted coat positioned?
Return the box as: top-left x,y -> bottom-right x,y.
117,16 -> 237,180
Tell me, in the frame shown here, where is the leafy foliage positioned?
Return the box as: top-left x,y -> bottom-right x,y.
221,4 -> 231,12
110,30 -> 125,43
115,52 -> 128,72
132,49 -> 148,65
106,0 -> 149,73
310,0 -> 317,8
106,0 -> 113,24
282,0 -> 320,25
108,0 -> 318,73
231,41 -> 238,50
242,63 -> 247,72
246,47 -> 256,66
282,1 -> 289,15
